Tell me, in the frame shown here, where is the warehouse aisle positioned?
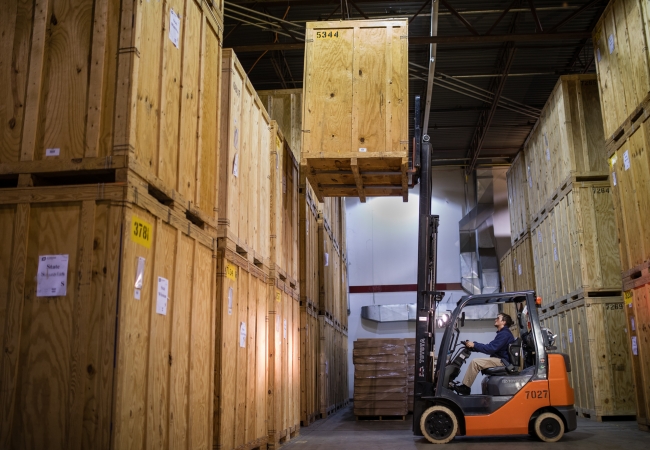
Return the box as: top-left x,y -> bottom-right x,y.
284,404 -> 648,449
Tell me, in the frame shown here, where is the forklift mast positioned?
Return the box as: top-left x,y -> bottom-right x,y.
413,95 -> 445,433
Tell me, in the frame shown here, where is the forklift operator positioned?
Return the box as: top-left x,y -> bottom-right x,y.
454,313 -> 515,395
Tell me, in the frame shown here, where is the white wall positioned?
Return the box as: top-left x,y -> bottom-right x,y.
345,169 -> 504,398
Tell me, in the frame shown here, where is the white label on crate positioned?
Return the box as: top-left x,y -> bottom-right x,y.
569,328 -> 573,343
325,360 -> 329,374
228,287 -> 233,315
528,166 -> 532,188
623,150 -> 631,171
631,317 -> 636,331
546,147 -> 551,161
632,336 -> 638,355
134,257 -> 145,289
359,147 -> 367,152
240,322 -> 247,348
612,171 -> 617,186
544,133 -> 548,147
233,153 -> 239,177
538,229 -> 542,243
325,252 -> 329,267
156,276 -> 169,315
597,47 -> 602,62
509,196 -> 512,205
283,319 -> 287,339
134,289 -> 141,300
169,9 -> 180,48
608,34 -> 615,54
276,153 -> 279,169
554,247 -> 558,261
518,264 -> 522,276
552,229 -> 556,244
37,254 -> 69,297
45,148 -> 60,157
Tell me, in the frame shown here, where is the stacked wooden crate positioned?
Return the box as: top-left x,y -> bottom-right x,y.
301,19 -> 409,202
258,89 -> 303,161
503,73 -> 633,421
507,152 -> 530,244
406,338 -> 415,412
353,339 -> 408,419
593,0 -> 650,431
0,1 -> 224,448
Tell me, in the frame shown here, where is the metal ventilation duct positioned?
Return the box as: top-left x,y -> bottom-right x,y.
361,304 -> 417,323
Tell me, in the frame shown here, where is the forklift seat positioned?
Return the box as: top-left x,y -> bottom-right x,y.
481,338 -> 522,376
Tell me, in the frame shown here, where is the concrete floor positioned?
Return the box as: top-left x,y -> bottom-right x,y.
284,404 -> 649,449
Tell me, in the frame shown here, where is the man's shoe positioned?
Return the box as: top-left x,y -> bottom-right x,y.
453,384 -> 471,396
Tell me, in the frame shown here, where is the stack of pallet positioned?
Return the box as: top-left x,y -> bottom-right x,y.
353,339 -> 408,419
406,338 -> 416,412
0,2 -> 224,448
593,0 -> 650,431
504,73 -> 634,422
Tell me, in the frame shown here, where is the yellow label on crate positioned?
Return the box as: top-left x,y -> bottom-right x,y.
624,290 -> 633,305
609,155 -> 617,168
276,136 -> 282,151
131,216 -> 152,248
226,263 -> 238,281
315,30 -> 339,39
276,289 -> 282,303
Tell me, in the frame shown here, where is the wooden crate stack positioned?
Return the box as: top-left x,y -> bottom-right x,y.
353,339 -> 408,419
593,0 -> 650,431
0,1 -> 225,449
406,338 -> 415,412
259,89 -> 303,162
301,19 -> 409,202
503,73 -> 633,421
507,152 -> 530,244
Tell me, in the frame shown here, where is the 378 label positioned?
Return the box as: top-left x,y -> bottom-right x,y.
131,216 -> 152,248
316,30 -> 339,39
226,263 -> 238,281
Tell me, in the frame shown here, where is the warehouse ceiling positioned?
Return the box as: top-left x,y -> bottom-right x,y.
224,0 -> 606,171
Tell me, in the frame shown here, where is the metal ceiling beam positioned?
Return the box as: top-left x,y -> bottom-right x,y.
422,0 -> 439,137
410,0 -> 432,24
349,1 -> 370,19
549,0 -> 603,32
486,0 -> 518,35
527,0 -> 543,32
439,0 -> 479,35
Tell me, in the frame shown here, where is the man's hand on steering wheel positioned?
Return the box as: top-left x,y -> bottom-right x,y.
464,340 -> 475,349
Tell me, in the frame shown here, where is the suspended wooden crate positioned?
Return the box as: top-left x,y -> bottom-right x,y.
213,247 -> 269,450
269,122 -> 299,287
593,0 -> 650,141
302,19 -> 409,202
539,296 -> 636,420
0,0 -> 224,231
0,178 -> 217,450
258,89 -> 303,161
218,49 -> 272,266
506,152 -> 530,244
624,285 -> 650,431
267,278 -> 301,450
531,180 -> 621,305
524,75 -> 608,224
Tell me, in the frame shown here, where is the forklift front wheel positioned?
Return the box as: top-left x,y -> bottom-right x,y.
533,412 -> 565,443
420,405 -> 458,444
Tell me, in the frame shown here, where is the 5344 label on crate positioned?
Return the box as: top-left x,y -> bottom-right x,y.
316,30 -> 339,39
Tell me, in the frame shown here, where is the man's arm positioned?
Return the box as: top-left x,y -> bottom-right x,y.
472,331 -> 510,355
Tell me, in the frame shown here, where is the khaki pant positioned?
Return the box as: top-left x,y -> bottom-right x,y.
462,357 -> 504,387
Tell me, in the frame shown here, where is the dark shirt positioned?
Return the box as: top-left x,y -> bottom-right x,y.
473,327 -> 516,362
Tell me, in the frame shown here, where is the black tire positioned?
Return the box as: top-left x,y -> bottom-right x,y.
420,405 -> 459,444
534,412 -> 565,443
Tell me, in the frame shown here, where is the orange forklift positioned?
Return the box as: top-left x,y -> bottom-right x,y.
411,101 -> 576,443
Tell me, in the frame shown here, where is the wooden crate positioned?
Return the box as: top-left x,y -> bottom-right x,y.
300,304 -> 320,427
319,316 -> 349,418
624,286 -> 650,431
0,0 -> 224,230
524,75 -> 608,224
213,246 -> 269,450
500,249 -> 514,293
593,0 -> 650,140
218,49 -> 272,267
340,253 -> 349,331
539,296 -> 636,420
506,152 -> 530,244
302,19 -> 409,201
531,180 -> 621,305
0,179 -> 217,450
318,218 -> 343,324
270,123 -> 299,288
258,89 -> 303,162
267,278 -> 301,450
299,180 -> 321,313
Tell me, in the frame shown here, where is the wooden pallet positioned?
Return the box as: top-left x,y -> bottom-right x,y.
605,93 -> 650,157
622,260 -> 650,291
355,415 -> 406,421
268,425 -> 300,450
540,288 -> 623,314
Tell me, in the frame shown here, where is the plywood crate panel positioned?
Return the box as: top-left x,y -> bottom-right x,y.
531,181 -> 621,305
302,19 -> 409,201
270,123 -> 299,287
218,49 -> 271,267
624,286 -> 650,431
213,247 -> 268,450
318,219 -> 343,324
0,180 -> 217,450
267,278 -> 300,449
511,233 -> 536,292
259,89 -> 303,161
499,249 -> 514,293
507,152 -> 530,244
299,180 -> 321,313
593,0 -> 650,140
524,75 -> 608,223
300,305 -> 320,427
0,0 -> 224,230
539,296 -> 636,419
319,317 -> 349,417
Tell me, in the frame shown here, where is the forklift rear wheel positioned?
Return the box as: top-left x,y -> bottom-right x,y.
420,405 -> 458,444
533,412 -> 565,443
